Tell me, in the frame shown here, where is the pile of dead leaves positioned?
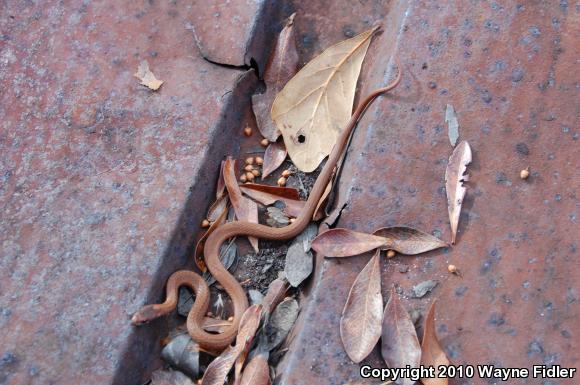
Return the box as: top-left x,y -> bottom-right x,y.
143,11 -> 475,385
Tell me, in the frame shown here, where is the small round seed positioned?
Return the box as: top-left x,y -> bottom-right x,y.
245,157 -> 254,165
277,177 -> 287,186
244,126 -> 253,136
386,250 -> 396,258
255,156 -> 264,166
246,172 -> 255,181
239,174 -> 247,183
252,169 -> 260,177
260,138 -> 269,147
281,169 -> 291,178
201,219 -> 210,228
244,164 -> 254,172
520,167 -> 530,180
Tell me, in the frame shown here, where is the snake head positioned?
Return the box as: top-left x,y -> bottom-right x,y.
131,305 -> 162,325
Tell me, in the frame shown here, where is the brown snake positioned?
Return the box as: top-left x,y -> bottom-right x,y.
132,64 -> 401,351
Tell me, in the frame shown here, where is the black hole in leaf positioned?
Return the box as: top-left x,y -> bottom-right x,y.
297,135 -> 306,143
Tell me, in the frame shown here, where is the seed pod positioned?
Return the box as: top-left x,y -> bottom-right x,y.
201,219 -> 210,228
244,126 -> 253,136
239,174 -> 247,183
255,156 -> 264,166
252,169 -> 260,177
244,164 -> 254,172
245,157 -> 255,165
281,169 -> 291,178
520,167 -> 530,180
386,250 -> 396,258
277,177 -> 287,186
246,172 -> 255,182
260,138 -> 269,147
448,264 -> 462,276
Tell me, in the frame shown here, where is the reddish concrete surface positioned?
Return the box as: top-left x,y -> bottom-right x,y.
279,1 -> 578,385
0,1 -> 261,384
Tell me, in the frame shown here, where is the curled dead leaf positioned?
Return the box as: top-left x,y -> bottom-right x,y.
420,301 -> 450,385
340,250 -> 383,363
381,288 -> 421,385
372,226 -> 448,255
252,13 -> 299,141
271,28 -> 377,172
311,228 -> 389,257
224,157 -> 259,252
262,278 -> 290,316
134,60 -> 163,91
195,203 -> 228,272
261,141 -> 288,178
445,140 -> 472,244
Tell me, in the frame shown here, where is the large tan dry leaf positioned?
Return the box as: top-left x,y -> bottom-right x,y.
311,228 -> 389,257
373,226 -> 448,255
271,27 -> 377,172
381,288 -> 421,385
252,14 -> 299,141
239,353 -> 270,385
224,157 -> 259,252
134,60 -> 163,91
445,140 -> 472,244
261,141 -> 288,178
340,250 -> 383,363
420,301 -> 450,385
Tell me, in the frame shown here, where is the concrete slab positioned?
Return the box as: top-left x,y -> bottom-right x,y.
0,1 -> 259,384
279,1 -> 578,384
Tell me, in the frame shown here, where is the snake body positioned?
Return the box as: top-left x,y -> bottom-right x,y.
132,67 -> 401,351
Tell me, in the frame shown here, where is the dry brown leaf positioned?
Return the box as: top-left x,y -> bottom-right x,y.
195,205 -> 228,272
313,180 -> 333,221
420,301 -> 450,385
262,278 -> 290,315
262,141 -> 288,178
271,27 -> 377,172
234,305 -> 263,385
445,140 -> 472,244
200,345 -> 237,385
372,226 -> 448,255
252,14 -> 299,141
239,353 -> 270,385
134,60 -> 163,91
201,305 -> 262,385
240,184 -> 305,218
381,288 -> 421,385
207,195 -> 229,223
340,250 -> 383,363
311,228 -> 389,257
216,160 -> 227,199
240,183 -> 300,200
224,157 -> 259,252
